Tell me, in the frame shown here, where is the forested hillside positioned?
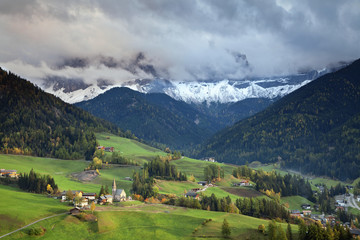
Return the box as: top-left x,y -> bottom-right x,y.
76,87 -> 221,149
192,98 -> 276,127
199,59 -> 360,180
0,68 -> 124,159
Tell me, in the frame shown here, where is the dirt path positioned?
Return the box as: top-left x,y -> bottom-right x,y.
0,212 -> 67,239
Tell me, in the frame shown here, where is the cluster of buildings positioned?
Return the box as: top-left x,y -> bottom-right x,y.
185,181 -> 215,199
0,169 -> 18,178
61,179 -> 131,209
201,157 -> 216,162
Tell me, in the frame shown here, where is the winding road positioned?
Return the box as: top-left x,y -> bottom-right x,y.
348,194 -> 360,211
0,212 -> 67,239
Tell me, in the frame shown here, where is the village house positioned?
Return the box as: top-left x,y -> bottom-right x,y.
301,204 -> 311,210
124,177 -> 133,181
233,180 -> 250,187
97,146 -> 114,152
335,195 -> 346,206
185,191 -> 200,199
105,147 -> 114,152
83,193 -> 96,201
290,210 -> 301,217
0,169 -> 18,178
201,157 -> 216,162
60,190 -> 83,201
197,181 -> 208,186
357,196 -> 360,202
77,198 -> 89,208
302,210 -> 312,217
99,195 -> 113,204
69,207 -> 82,215
112,179 -> 127,202
191,188 -> 203,193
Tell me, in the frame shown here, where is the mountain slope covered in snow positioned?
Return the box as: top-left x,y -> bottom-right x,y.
42,69 -> 334,105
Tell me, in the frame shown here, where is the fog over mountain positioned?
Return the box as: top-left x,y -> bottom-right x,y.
0,0 -> 359,89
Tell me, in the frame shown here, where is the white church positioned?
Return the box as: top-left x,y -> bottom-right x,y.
112,179 -> 127,202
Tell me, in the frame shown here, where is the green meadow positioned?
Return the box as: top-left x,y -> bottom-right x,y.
280,196 -> 317,212
0,154 -> 136,194
95,133 -> 167,165
0,185 -> 70,236
171,157 -> 235,181
156,180 -> 201,195
3,203 -> 297,240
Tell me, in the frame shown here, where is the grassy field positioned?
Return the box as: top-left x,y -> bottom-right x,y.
0,185 -> 70,236
0,154 -> 139,195
308,177 -> 347,189
280,196 -> 317,212
3,203 -> 297,240
0,154 -> 100,192
171,157 -> 236,181
96,133 -> 167,165
202,186 -> 243,202
155,180 -> 201,196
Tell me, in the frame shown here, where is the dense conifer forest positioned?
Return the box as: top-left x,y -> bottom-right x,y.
199,59 -> 360,180
0,68 -> 126,160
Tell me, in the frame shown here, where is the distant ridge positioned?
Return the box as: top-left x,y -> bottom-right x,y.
198,58 -> 360,180
76,87 -> 221,149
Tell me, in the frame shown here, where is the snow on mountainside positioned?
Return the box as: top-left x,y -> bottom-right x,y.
163,79 -> 312,104
41,68 -> 340,104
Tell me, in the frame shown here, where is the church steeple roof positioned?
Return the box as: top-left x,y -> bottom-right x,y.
112,178 -> 116,189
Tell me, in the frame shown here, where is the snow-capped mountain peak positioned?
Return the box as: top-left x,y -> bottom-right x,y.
41,66 -> 344,105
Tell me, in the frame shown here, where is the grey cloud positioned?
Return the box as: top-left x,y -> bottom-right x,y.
0,0 -> 359,84
57,57 -> 90,69
43,76 -> 90,93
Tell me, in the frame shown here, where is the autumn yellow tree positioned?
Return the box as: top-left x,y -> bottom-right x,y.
91,202 -> 96,213
46,184 -> 53,194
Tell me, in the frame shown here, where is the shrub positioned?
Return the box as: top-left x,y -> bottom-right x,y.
27,227 -> 45,236
258,224 -> 265,234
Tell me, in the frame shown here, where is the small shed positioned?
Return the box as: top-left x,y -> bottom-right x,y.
70,207 -> 82,215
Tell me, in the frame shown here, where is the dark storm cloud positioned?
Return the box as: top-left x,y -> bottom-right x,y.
0,0 -> 359,84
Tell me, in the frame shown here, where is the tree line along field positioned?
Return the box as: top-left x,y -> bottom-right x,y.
2,201 -> 298,240
252,162 -> 356,190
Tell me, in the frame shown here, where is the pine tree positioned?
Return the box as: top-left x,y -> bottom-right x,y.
268,220 -> 277,240
286,223 -> 293,240
221,218 -> 231,238
277,225 -> 288,240
298,219 -> 307,240
99,185 -> 105,196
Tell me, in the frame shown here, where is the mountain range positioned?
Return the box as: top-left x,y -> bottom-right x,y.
73,64 -> 348,151
42,68 -> 337,105
1,59 -> 358,180
198,58 -> 360,180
